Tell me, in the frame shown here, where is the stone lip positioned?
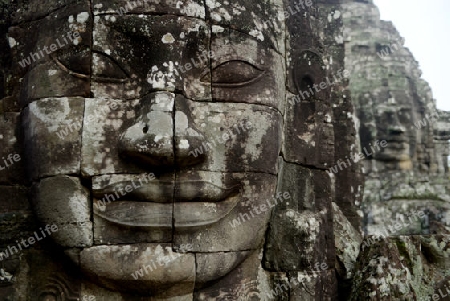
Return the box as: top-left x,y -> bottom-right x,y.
94,192 -> 241,229
92,180 -> 241,203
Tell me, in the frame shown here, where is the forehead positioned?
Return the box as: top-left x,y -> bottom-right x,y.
92,14 -> 284,103
92,0 -> 285,51
10,0 -> 286,105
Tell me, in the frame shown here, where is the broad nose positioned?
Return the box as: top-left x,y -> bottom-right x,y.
388,125 -> 406,136
388,114 -> 406,136
118,92 -> 207,168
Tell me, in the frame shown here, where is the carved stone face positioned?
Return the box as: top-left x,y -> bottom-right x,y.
373,99 -> 416,162
19,1 -> 285,297
359,85 -> 419,168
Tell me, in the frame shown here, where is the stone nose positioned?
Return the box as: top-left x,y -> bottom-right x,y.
388,115 -> 406,136
118,92 -> 207,168
388,124 -> 406,136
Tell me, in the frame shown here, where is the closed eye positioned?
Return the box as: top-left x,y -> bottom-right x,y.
91,51 -> 129,83
51,47 -> 90,79
202,60 -> 265,87
52,49 -> 129,83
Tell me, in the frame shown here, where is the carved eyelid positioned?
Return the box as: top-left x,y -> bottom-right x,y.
51,55 -> 89,80
202,60 -> 265,87
91,51 -> 130,82
54,50 -> 130,83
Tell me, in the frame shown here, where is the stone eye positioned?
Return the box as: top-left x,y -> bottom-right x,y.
207,60 -> 264,87
91,52 -> 128,82
54,47 -> 90,75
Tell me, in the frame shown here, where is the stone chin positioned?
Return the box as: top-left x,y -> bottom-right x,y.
373,141 -> 410,161
71,245 -> 250,297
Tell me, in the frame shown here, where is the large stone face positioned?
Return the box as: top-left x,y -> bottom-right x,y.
0,0 -> 364,300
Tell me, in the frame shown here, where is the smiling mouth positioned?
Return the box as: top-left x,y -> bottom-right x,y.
385,138 -> 408,143
92,180 -> 241,229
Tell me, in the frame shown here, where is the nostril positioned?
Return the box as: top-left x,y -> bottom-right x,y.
143,125 -> 149,134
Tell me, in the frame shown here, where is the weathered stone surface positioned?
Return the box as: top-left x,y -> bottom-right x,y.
11,0 -> 90,24
195,251 -> 251,285
205,0 -> 285,53
174,173 -> 277,252
283,62 -> 335,169
289,270 -> 338,301
265,162 -> 335,272
7,2 -> 91,105
265,208 -> 329,271
93,0 -> 205,19
80,244 -> 195,297
20,61 -> 90,101
332,202 -> 362,280
120,92 -> 175,167
175,99 -> 282,174
350,235 -> 450,301
92,15 -> 211,101
92,173 -> 173,244
22,250 -> 82,300
0,112 -> 24,184
81,97 -> 142,176
0,186 -> 33,250
337,3 -> 450,300
22,98 -> 84,180
193,250 -> 273,300
210,28 -> 286,113
32,176 -> 92,247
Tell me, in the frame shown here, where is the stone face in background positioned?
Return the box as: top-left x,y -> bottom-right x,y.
340,1 -> 450,299
342,0 -> 450,236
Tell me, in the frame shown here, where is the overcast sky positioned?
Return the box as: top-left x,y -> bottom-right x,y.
373,0 -> 450,112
